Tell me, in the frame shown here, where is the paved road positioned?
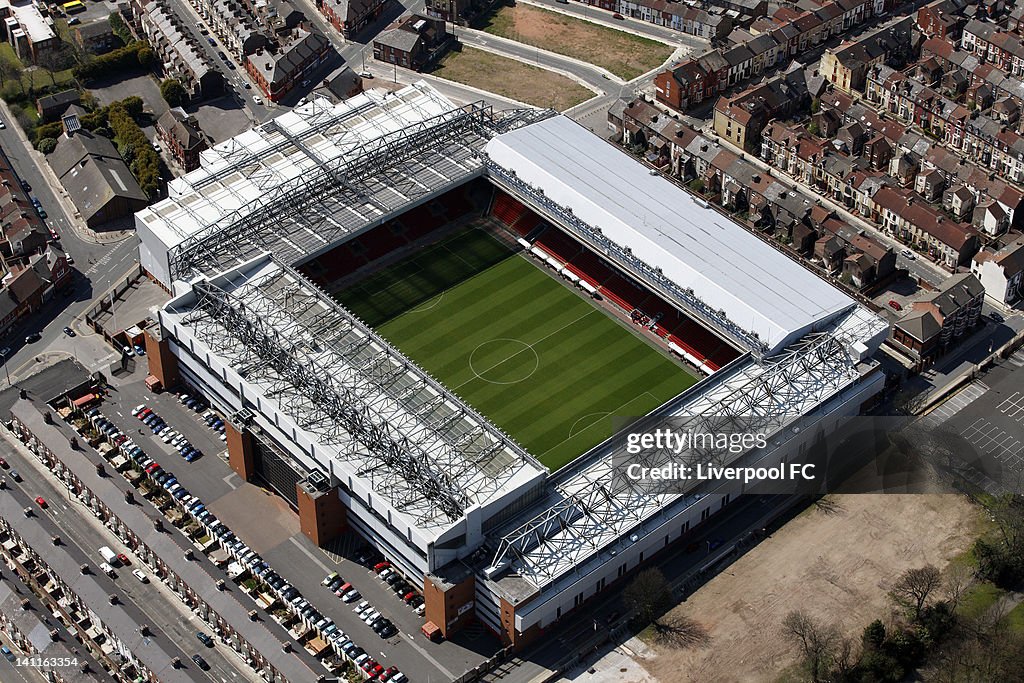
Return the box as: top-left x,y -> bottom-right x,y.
457,27 -> 610,93
915,345 -> 1024,494
0,437 -> 252,682
0,115 -> 140,384
706,131 -> 951,287
518,0 -> 710,48
98,366 -> 494,680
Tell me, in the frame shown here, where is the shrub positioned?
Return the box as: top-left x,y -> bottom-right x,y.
108,11 -> 133,45
37,137 -> 57,154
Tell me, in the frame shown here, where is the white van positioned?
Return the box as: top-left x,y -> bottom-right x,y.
99,546 -> 118,565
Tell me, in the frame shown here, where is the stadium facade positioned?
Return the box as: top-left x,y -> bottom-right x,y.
136,82 -> 889,647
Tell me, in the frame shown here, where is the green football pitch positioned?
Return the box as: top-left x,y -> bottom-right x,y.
336,228 -> 697,471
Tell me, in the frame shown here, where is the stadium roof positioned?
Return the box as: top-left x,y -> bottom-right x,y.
136,83 -> 548,288
484,116 -> 857,353
485,305 -> 888,609
162,255 -> 547,539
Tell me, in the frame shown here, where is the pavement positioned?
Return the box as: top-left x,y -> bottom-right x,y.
91,363 -> 497,681
702,130 -> 952,288
456,27 -> 613,94
915,345 -> 1024,494
516,0 -> 710,48
0,436 -> 217,681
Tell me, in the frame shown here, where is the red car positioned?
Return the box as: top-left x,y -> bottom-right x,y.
613,11 -> 624,18
0,457 -> 7,469
137,409 -> 152,420
145,463 -> 161,473
34,496 -> 47,508
373,561 -> 390,573
888,299 -> 902,311
117,553 -> 130,565
361,659 -> 378,672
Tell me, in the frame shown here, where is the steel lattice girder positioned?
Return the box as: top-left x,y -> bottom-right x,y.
181,259 -> 539,526
489,323 -> 865,585
168,104 -> 555,283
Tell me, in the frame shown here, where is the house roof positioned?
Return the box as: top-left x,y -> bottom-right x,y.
896,309 -> 942,342
49,130 -> 148,223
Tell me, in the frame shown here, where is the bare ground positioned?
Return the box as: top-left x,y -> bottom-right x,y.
478,4 -> 672,80
637,493 -> 983,683
433,46 -> 593,111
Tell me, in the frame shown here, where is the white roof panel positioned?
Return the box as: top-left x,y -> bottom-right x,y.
484,116 -> 856,352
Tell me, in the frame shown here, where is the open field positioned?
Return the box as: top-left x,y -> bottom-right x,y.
336,228 -> 696,470
477,4 -> 673,80
638,493 -> 983,683
432,46 -> 593,111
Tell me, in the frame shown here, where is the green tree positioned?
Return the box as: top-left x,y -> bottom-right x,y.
37,137 -> 57,154
160,78 -> 187,107
137,46 -> 154,68
622,568 -> 671,626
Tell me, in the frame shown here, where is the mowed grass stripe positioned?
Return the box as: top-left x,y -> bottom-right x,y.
338,230 -> 513,326
342,227 -> 696,470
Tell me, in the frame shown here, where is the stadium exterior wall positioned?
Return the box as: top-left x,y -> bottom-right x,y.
479,365 -> 885,644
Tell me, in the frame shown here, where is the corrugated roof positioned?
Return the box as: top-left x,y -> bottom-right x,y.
484,115 -> 856,352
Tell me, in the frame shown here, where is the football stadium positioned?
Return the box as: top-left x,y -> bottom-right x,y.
135,82 -> 889,647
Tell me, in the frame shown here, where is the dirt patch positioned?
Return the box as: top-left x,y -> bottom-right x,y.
478,4 -> 672,80
639,494 -> 983,683
433,46 -> 593,111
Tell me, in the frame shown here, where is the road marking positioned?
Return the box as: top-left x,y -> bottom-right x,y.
287,536 -> 332,574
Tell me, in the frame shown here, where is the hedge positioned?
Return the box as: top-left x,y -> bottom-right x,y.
73,41 -> 152,83
108,102 -> 160,199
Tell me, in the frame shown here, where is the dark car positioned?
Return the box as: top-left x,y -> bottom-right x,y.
24,332 -> 40,343
196,631 -> 214,647
0,457 -> 7,469
10,470 -> 21,482
192,654 -> 210,670
20,180 -> 30,192
378,622 -> 397,638
63,326 -> 75,336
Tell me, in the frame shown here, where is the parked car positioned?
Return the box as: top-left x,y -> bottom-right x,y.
888,299 -> 902,311
10,470 -> 21,482
192,654 -> 210,670
613,11 -> 624,18
196,631 -> 214,647
132,569 -> 149,583
63,326 -> 75,336
24,332 -> 40,343
0,645 -> 14,662
34,496 -> 47,508
991,312 -> 1004,323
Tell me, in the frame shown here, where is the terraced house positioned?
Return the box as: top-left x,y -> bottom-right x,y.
655,0 -> 884,112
